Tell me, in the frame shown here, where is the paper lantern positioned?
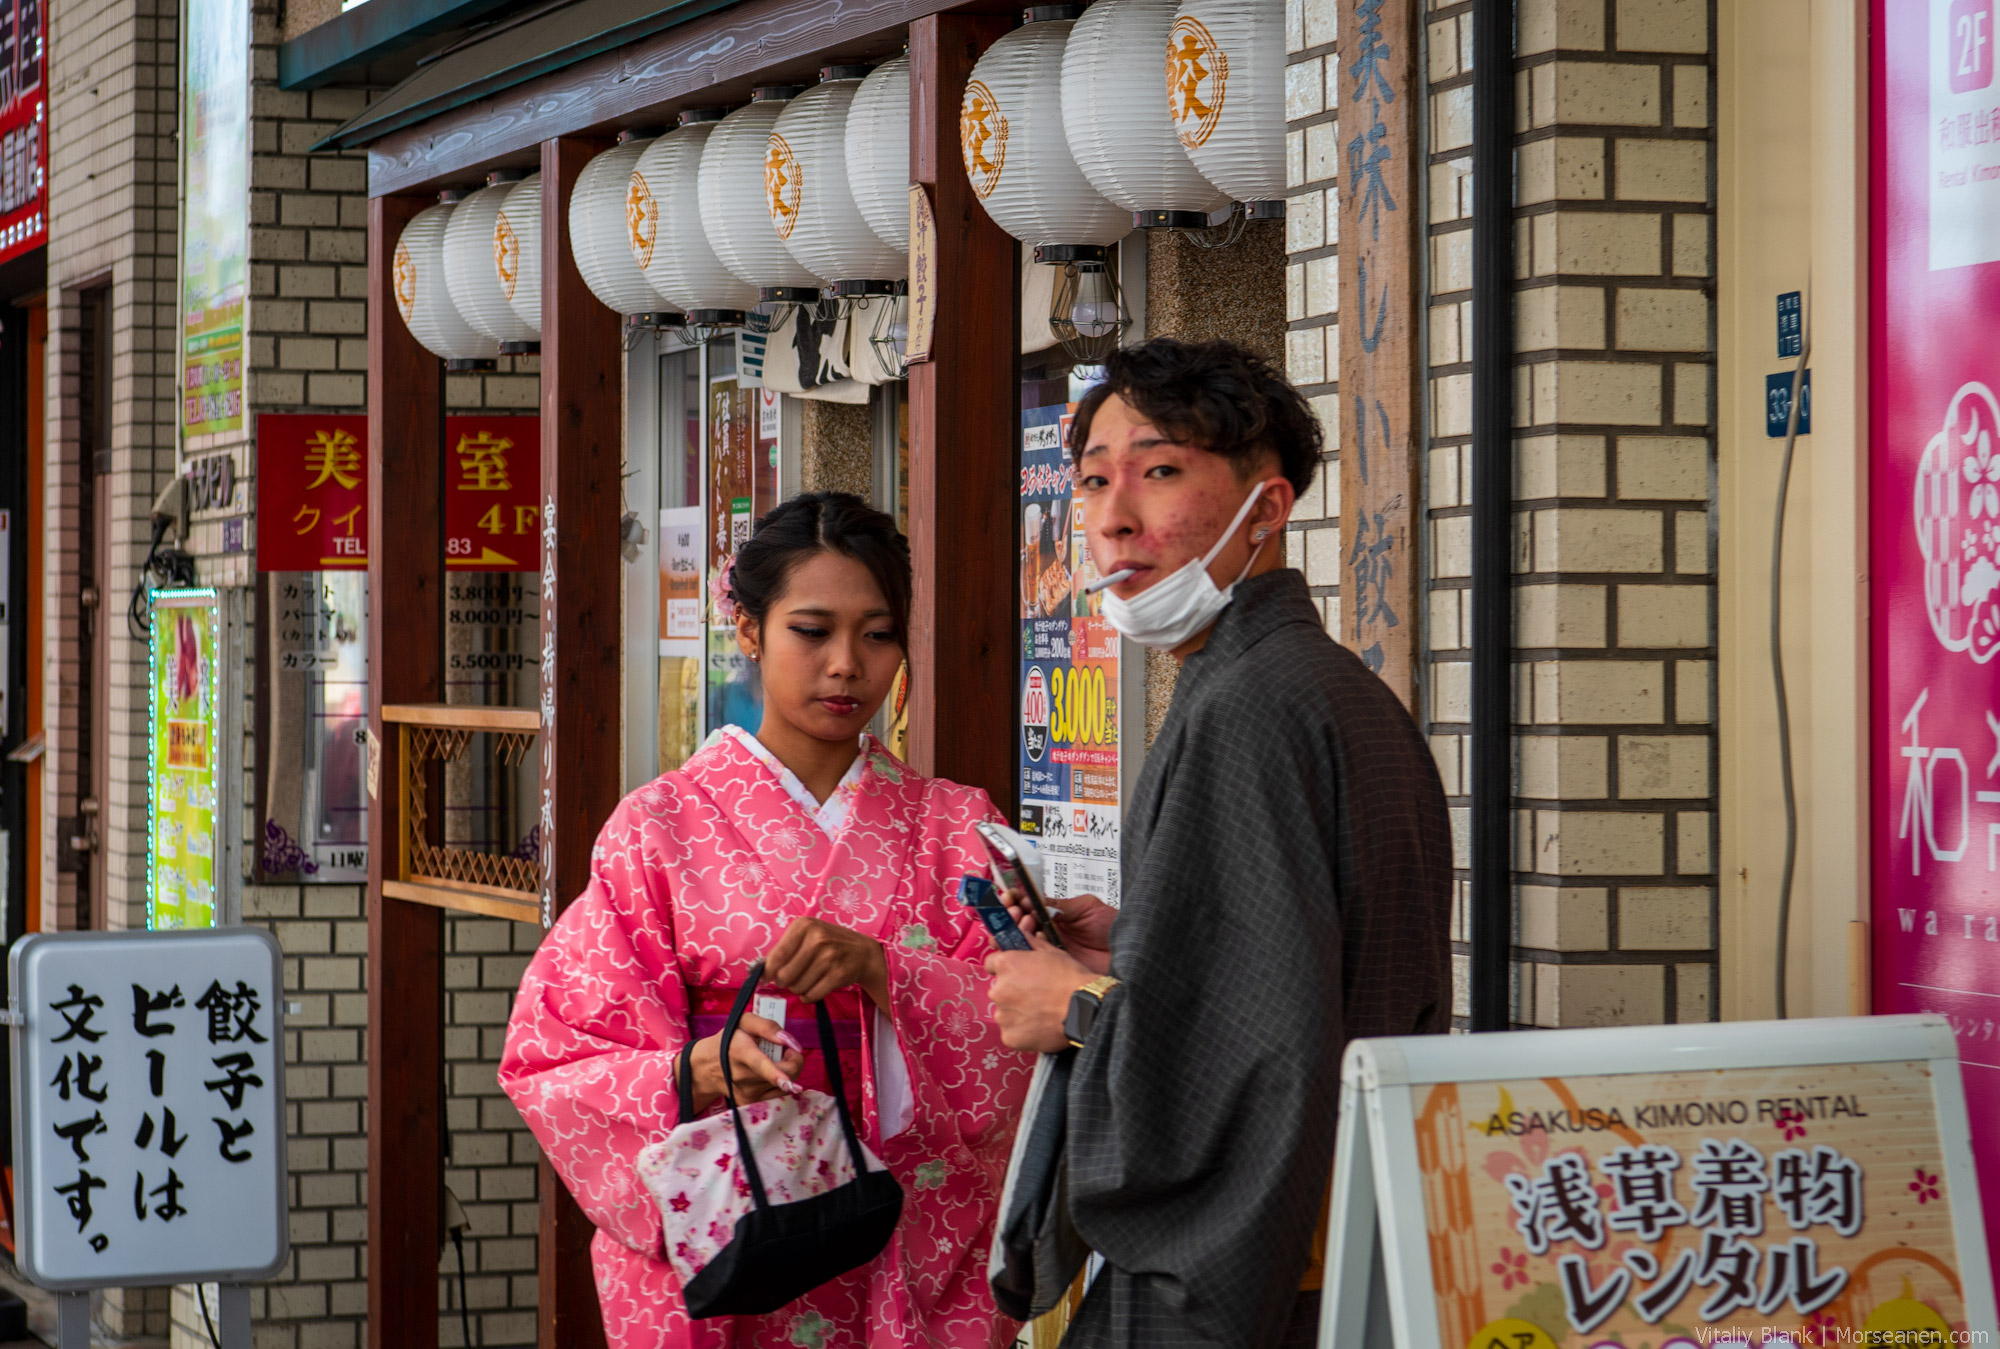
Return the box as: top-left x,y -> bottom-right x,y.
498,173 -> 543,334
393,202 -> 500,361
962,18 -> 1131,249
443,177 -> 538,343
1063,0 -> 1229,221
700,91 -> 825,293
1168,0 -> 1287,203
845,56 -> 912,252
771,70 -> 907,284
570,138 -> 674,315
630,118 -> 761,317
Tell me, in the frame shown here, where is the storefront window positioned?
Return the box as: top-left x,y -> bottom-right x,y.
657,347 -> 703,770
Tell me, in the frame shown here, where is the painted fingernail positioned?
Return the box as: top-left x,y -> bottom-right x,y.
775,1031 -> 805,1053
778,1077 -> 803,1097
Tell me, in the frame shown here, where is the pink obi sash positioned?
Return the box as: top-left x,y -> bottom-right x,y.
688,985 -> 867,1120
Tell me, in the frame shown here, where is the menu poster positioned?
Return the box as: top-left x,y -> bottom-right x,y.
1872,0 -> 2000,1285
149,590 -> 223,929
1018,403 -> 1122,903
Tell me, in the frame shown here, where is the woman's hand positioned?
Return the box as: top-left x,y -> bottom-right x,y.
1005,892 -> 1116,976
687,1014 -> 806,1115
764,917 -> 890,1008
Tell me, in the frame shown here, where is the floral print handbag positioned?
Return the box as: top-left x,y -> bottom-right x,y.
635,960 -> 904,1318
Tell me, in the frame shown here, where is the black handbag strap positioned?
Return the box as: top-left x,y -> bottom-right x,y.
715,958 -> 879,1214
675,1039 -> 698,1123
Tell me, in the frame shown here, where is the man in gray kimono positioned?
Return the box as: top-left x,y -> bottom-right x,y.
987,338 -> 1451,1348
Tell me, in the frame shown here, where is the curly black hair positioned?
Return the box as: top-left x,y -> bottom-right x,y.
728,491 -> 912,642
1066,337 -> 1324,495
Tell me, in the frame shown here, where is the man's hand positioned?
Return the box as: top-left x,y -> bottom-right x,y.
1005,892 -> 1116,976
985,942 -> 1096,1054
765,917 -> 890,1008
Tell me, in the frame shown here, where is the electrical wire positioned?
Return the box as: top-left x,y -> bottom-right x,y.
453,1228 -> 475,1347
197,1282 -> 219,1347
1771,297 -> 1812,1019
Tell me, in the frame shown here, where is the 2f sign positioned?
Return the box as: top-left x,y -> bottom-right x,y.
1953,0 -> 1994,93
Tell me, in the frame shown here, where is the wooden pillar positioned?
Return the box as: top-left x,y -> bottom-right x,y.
535,135 -> 620,1349
1336,0 -> 1424,709
366,192 -> 445,1349
907,13 -> 1018,814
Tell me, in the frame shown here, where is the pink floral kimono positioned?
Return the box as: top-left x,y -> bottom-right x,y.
500,728 -> 1032,1349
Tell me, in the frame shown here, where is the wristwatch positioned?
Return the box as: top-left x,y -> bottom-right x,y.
1064,975 -> 1122,1050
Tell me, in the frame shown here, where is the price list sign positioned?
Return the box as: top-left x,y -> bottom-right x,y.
10,929 -> 287,1290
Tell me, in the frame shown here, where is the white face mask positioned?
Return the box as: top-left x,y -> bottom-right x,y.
1099,479 -> 1277,650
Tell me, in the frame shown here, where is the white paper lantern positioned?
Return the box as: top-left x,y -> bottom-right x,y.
700,94 -> 825,292
845,56 -> 912,252
1063,0 -> 1230,218
570,139 -> 673,315
771,73 -> 907,284
630,121 -> 762,315
962,19 -> 1131,249
443,178 -> 538,343
1168,0 -> 1287,202
499,172 -> 543,334
393,203 -> 501,361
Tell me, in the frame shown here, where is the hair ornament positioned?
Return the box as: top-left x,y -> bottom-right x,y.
710,555 -> 739,623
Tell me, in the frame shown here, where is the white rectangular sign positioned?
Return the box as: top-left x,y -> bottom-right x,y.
10,929 -> 287,1289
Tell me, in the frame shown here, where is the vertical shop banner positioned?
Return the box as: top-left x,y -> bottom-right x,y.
1335,0 -> 1421,707
256,414 -> 368,571
0,0 -> 47,264
149,591 -> 223,930
704,373 -> 776,735
1873,0 -> 2000,1286
444,415 -> 541,571
1019,405 -> 1122,902
178,0 -> 247,437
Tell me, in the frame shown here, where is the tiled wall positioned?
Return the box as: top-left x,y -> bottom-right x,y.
1283,0 -> 1721,1026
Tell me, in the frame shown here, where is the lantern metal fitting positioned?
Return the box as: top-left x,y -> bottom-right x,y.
1035,243 -> 1129,363
868,279 -> 912,380
682,307 -> 747,346
624,310 -> 686,351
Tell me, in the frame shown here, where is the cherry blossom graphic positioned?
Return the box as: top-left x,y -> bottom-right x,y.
1776,1107 -> 1808,1141
1915,382 -> 2000,662
1911,1166 -> 1942,1203
1491,1246 -> 1530,1290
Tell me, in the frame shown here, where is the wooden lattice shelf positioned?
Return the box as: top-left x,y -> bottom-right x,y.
382,704 -> 542,925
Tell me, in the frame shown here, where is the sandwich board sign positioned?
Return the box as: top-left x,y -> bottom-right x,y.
1320,1015 -> 1996,1349
9,929 -> 287,1347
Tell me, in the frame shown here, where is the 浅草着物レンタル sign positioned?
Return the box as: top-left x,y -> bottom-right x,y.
10,928 -> 288,1290
1321,1015 -> 1996,1349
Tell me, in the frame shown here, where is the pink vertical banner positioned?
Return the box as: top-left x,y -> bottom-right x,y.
1873,0 -> 2000,1284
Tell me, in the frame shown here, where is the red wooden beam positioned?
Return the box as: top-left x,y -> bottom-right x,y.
906,11 -> 1017,815
366,191 -> 446,1349
535,134 -> 620,1349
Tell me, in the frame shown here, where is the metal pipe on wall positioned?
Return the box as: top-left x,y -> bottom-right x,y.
1468,0 -> 1515,1032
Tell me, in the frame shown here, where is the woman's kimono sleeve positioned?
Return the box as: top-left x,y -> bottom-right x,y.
876,782 -> 1025,1159
499,797 -> 687,1257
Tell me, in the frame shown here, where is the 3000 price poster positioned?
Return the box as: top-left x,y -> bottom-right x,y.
1019,404 -> 1122,902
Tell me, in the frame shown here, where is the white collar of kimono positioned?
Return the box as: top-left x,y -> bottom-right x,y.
713,725 -> 870,839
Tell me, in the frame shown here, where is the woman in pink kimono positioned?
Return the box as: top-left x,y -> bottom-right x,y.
500,492 -> 1032,1349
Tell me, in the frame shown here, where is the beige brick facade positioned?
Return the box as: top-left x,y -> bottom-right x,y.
1285,0 -> 1719,1027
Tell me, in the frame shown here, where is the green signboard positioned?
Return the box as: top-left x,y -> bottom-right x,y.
149,589 -> 223,929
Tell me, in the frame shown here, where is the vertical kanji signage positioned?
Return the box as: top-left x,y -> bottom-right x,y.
0,0 -> 46,264
10,928 -> 287,1289
444,415 -> 540,571
1337,0 -> 1422,709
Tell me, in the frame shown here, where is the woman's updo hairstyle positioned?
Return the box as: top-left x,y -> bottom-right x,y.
728,492 -> 912,642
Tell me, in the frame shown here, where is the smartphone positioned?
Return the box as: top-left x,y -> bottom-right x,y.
959,875 -> 1033,952
974,821 -> 1064,950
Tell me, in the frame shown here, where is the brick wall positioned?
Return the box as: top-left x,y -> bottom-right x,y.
1283,0 -> 1720,1026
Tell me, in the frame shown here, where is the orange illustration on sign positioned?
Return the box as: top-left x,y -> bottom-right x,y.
392,240 -> 417,320
1167,16 -> 1228,150
961,80 -> 1008,199
627,170 -> 658,266
765,133 -> 803,239
494,213 -> 520,301
304,428 -> 361,491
